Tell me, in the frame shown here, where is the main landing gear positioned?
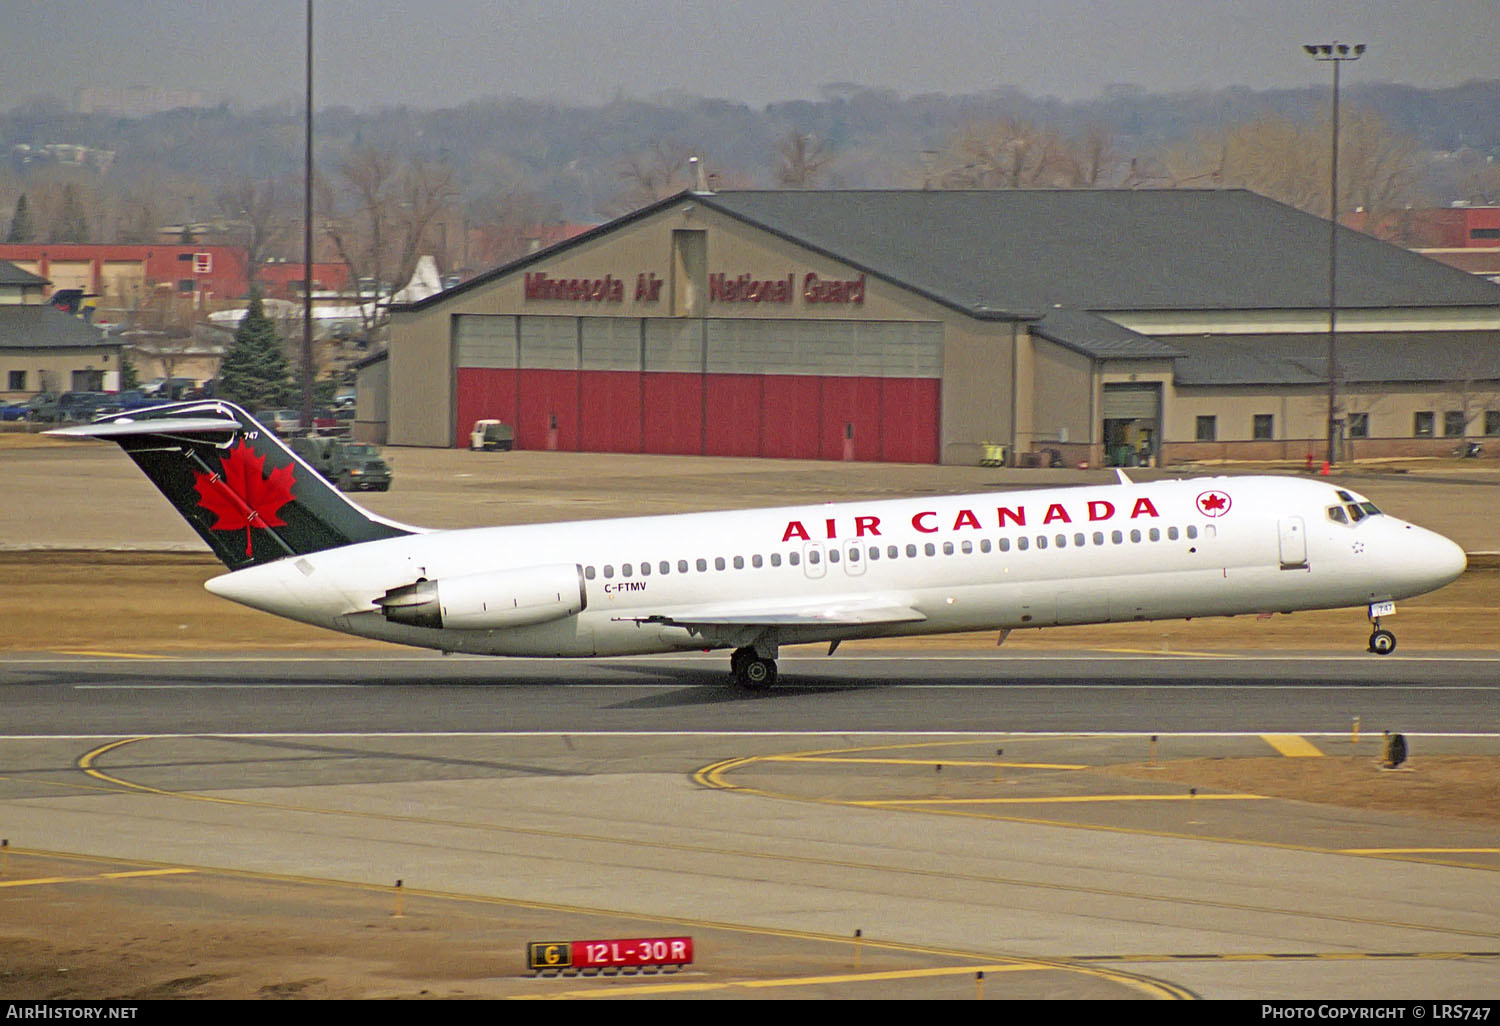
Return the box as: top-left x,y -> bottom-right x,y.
730,646 -> 778,689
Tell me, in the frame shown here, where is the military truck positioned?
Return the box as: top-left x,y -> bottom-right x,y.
289,436 -> 392,492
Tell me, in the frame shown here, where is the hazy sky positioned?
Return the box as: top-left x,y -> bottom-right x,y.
4,0 -> 1496,110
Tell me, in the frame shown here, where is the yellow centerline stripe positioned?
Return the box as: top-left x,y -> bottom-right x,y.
520,962 -> 1057,1000
54,650 -> 162,660
0,868 -> 194,889
852,794 -> 1268,807
1261,734 -> 1325,757
770,756 -> 1088,769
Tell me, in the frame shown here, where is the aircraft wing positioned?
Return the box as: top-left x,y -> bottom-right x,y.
620,598 -> 926,630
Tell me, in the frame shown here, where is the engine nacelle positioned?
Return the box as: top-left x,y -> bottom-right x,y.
377,564 -> 587,630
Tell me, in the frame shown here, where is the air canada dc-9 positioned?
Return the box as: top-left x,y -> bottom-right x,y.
54,401 -> 1466,688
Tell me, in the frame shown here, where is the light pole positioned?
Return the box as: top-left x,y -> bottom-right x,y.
1303,41 -> 1365,467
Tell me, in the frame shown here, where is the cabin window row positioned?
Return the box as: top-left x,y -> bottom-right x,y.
582,524 -> 1205,580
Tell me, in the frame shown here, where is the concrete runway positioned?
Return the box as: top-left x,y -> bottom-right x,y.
2,650 -> 1497,1000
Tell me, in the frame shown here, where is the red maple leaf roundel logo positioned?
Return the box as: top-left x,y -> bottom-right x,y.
193,442 -> 296,556
1196,490 -> 1232,517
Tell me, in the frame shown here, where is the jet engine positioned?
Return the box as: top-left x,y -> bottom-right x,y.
377,564 -> 587,630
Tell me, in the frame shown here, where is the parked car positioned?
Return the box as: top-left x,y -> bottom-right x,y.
289,435 -> 391,492
32,391 -> 111,423
255,409 -> 301,435
0,400 -> 30,421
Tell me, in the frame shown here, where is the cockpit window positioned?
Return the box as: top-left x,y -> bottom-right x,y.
1336,490 -> 1355,502
1346,504 -> 1366,522
1327,505 -> 1349,525
1359,502 -> 1381,516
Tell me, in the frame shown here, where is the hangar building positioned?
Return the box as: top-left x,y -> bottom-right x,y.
386,189 -> 1500,466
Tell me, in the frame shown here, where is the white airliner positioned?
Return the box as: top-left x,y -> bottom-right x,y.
54,401 -> 1467,687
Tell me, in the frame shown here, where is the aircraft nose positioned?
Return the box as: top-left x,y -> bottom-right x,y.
1402,524 -> 1467,592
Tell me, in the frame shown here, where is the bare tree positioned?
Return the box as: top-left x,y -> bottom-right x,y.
929,119 -> 1077,189
214,179 -> 294,285
323,147 -> 456,339
611,141 -> 697,212
776,130 -> 835,188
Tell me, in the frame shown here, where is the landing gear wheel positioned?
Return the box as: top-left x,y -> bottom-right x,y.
730,647 -> 777,689
1368,629 -> 1396,655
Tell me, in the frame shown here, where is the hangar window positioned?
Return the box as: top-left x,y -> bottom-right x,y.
1414,411 -> 1435,437
1444,411 -> 1468,437
1348,412 -> 1369,439
1196,416 -> 1217,442
1253,414 -> 1274,440
7,371 -> 24,390
1486,411 -> 1500,436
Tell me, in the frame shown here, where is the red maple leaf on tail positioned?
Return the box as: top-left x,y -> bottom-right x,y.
193,442 -> 297,556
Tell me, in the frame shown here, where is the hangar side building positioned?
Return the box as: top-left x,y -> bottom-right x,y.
387,189 -> 1500,466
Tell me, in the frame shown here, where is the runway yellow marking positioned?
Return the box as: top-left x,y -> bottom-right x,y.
4,845 -> 1192,1001
852,794 -> 1267,807
1341,847 -> 1500,855
772,756 -> 1087,770
695,742 -> 1500,876
0,868 -> 193,889
519,961 -> 1086,1000
1261,734 -> 1325,757
54,650 -> 162,660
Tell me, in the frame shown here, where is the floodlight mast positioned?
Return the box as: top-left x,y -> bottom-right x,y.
1304,40 -> 1366,467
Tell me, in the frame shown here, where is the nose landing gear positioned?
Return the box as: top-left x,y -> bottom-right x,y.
1368,619 -> 1396,655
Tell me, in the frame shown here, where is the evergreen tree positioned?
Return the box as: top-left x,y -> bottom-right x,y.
217,291 -> 295,412
6,194 -> 34,243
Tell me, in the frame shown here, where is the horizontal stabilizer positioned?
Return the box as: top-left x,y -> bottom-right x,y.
47,416 -> 241,439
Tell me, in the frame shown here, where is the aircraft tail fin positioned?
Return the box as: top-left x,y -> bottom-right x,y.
49,400 -> 415,569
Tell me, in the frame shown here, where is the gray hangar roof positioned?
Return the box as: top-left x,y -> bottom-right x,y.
704,189 -> 1500,317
